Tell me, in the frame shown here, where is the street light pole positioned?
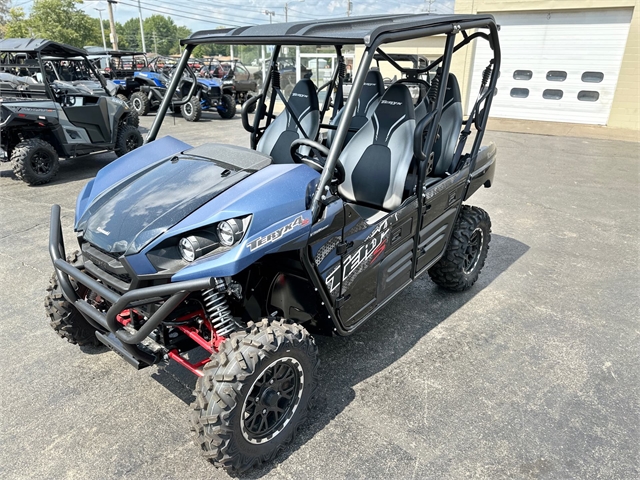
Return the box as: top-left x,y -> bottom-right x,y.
106,0 -> 118,50
137,0 -> 146,53
95,8 -> 107,50
264,9 -> 275,24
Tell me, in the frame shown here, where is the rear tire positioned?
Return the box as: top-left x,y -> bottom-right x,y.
114,123 -> 143,157
130,91 -> 150,116
116,93 -> 129,104
190,319 -> 318,473
11,138 -> 59,185
428,205 -> 491,291
217,94 -> 236,119
45,250 -> 101,346
181,96 -> 202,122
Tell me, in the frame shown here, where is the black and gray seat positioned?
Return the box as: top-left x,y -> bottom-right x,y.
338,83 -> 415,211
327,69 -> 385,148
428,73 -> 463,176
257,78 -> 320,164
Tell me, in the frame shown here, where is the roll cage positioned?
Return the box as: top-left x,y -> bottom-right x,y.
147,14 -> 500,223
0,39 -> 111,99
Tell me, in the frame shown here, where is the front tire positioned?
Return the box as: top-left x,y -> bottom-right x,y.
130,91 -> 150,116
11,138 -> 60,185
428,205 -> 491,291
190,319 -> 318,473
45,251 -> 101,346
114,123 -> 143,157
126,110 -> 140,128
181,96 -> 202,122
217,94 -> 236,119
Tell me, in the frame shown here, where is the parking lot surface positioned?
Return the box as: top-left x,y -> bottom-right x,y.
1,112 -> 638,479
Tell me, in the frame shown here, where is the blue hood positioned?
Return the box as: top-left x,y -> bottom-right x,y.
76,142 -> 272,255
198,77 -> 222,88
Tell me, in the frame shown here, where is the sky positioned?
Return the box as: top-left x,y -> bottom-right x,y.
12,0 -> 456,34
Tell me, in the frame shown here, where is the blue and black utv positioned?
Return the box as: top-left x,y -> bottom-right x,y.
46,14 -> 500,472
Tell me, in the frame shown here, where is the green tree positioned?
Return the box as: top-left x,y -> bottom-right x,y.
3,0 -> 101,47
119,17 -> 142,51
144,15 -> 177,56
170,25 -> 191,55
2,7 -> 29,38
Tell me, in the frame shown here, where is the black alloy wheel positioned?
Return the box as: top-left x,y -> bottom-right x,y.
241,357 -> 303,443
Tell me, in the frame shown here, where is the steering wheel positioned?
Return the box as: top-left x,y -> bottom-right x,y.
290,138 -> 345,185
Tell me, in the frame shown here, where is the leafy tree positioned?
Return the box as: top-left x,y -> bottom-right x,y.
0,0 -> 11,26
2,7 -> 29,38
2,0 -> 101,47
113,17 -> 138,51
144,15 -> 178,56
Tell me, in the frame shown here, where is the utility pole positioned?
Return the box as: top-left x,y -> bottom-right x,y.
106,0 -> 118,50
424,0 -> 435,13
137,0 -> 146,53
152,31 -> 158,55
95,8 -> 107,50
347,0 -> 352,17
284,0 -> 304,23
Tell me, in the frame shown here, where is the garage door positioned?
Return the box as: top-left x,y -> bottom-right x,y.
468,9 -> 633,125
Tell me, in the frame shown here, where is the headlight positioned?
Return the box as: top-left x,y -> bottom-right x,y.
179,235 -> 217,262
218,219 -> 244,246
223,80 -> 234,85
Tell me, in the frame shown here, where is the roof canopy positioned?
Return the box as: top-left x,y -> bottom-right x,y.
183,14 -> 496,47
84,47 -> 147,57
0,38 -> 87,57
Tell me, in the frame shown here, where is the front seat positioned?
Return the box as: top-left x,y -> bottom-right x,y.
327,69 -> 385,148
338,83 -> 415,211
257,78 -> 320,164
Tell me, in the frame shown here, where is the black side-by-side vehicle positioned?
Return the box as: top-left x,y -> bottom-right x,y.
0,39 -> 142,185
45,14 -> 500,472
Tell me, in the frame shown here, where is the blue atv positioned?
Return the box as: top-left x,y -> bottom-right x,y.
179,73 -> 236,122
46,14 -> 500,473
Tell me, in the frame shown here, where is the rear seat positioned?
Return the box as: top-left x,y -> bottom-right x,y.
327,69 -> 385,148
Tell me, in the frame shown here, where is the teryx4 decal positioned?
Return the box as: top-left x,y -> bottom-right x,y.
325,220 -> 390,294
247,215 -> 309,251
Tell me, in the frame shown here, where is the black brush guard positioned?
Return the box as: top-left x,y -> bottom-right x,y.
49,204 -> 215,369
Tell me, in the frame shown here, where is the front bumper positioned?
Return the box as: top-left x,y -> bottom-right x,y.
49,204 -> 215,368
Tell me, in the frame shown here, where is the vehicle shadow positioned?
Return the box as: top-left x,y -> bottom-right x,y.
151,233 -> 530,478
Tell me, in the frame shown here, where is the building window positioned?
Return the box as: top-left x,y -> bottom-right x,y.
543,89 -> 563,100
546,70 -> 567,82
510,88 -> 529,98
513,70 -> 532,80
581,71 -> 604,83
578,90 -> 600,102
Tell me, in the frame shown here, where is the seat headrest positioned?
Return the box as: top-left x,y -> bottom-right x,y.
288,78 -> 319,117
371,83 -> 414,145
355,70 -> 385,115
444,73 -> 461,105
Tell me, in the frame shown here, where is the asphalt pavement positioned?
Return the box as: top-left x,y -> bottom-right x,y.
1,111 -> 638,479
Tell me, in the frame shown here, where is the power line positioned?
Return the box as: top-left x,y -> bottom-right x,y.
117,0 -> 247,27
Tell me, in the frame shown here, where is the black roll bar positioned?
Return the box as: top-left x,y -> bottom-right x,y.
146,44 -> 196,144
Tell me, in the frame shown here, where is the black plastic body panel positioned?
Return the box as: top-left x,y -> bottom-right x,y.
464,142 -> 496,200
416,167 -> 468,273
